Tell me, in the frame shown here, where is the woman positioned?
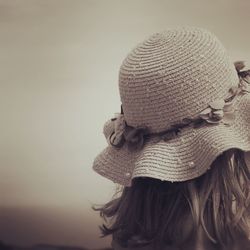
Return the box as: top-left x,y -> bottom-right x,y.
92,26 -> 250,250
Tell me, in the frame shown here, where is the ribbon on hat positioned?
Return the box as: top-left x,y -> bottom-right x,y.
107,61 -> 250,152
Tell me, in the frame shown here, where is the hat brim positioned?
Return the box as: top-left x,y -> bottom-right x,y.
92,93 -> 250,186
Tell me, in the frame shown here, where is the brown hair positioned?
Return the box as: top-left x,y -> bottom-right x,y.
93,148 -> 250,249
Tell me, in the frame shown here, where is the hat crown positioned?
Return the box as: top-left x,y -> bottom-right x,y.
118,27 -> 239,133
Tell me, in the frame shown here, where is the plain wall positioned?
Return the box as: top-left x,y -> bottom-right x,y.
0,0 -> 250,249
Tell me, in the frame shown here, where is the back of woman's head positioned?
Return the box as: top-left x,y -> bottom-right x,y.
93,148 -> 250,249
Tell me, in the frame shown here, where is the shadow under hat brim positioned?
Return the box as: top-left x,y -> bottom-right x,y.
92,93 -> 250,187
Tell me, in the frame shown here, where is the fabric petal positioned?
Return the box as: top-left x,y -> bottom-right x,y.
212,110 -> 224,120
199,107 -> 212,118
234,61 -> 245,72
208,99 -> 225,110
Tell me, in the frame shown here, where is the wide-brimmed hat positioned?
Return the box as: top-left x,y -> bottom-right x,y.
92,26 -> 250,187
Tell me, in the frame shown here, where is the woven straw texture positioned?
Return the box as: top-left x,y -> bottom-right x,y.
92,26 -> 250,186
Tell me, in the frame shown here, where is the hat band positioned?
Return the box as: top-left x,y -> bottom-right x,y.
108,61 -> 250,152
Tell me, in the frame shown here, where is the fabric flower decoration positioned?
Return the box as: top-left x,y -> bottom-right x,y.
109,113 -> 127,147
198,99 -> 236,125
234,61 -> 250,79
108,112 -> 150,151
123,126 -> 150,151
234,61 -> 250,92
234,61 -> 245,72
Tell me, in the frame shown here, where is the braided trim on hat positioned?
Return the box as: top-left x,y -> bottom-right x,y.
108,61 -> 250,152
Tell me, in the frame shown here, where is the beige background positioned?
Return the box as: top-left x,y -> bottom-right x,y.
0,0 -> 250,249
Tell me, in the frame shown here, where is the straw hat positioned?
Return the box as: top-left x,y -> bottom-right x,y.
92,26 -> 250,187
